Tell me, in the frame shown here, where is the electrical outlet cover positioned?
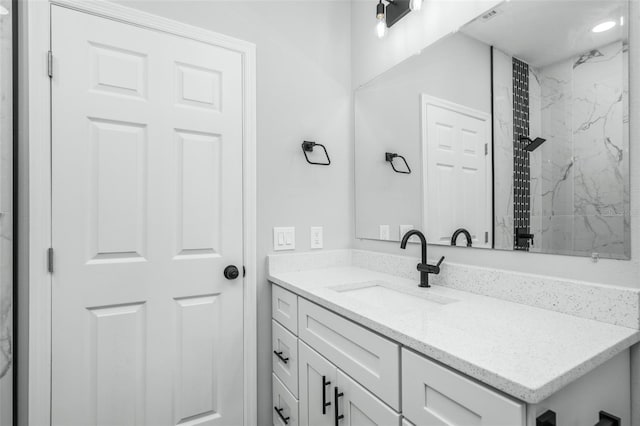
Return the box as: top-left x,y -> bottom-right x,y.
310,226 -> 323,249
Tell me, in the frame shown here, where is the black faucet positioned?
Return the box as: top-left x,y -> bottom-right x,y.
400,230 -> 445,288
451,228 -> 472,247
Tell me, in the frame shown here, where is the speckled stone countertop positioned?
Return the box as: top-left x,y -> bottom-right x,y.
268,262 -> 640,404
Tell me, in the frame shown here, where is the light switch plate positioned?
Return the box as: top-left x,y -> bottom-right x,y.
274,227 -> 295,251
310,226 -> 323,249
379,225 -> 390,240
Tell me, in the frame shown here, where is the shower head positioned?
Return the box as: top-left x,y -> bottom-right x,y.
521,136 -> 547,152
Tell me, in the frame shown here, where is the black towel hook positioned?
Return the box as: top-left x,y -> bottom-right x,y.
385,152 -> 411,174
302,141 -> 331,166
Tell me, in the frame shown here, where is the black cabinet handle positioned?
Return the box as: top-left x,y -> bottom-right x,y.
274,406 -> 290,425
273,350 -> 289,364
536,410 -> 556,426
322,375 -> 331,414
334,387 -> 344,426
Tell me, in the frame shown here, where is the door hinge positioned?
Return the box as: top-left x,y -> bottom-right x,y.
47,248 -> 54,273
484,143 -> 488,156
485,232 -> 489,244
47,51 -> 53,78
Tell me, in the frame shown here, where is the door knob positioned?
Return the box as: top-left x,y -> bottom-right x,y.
224,265 -> 240,280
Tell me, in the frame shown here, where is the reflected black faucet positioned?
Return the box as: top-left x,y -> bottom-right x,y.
400,230 -> 445,288
451,228 -> 472,247
515,228 -> 534,248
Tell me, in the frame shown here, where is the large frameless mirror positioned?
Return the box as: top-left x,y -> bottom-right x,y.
355,0 -> 630,260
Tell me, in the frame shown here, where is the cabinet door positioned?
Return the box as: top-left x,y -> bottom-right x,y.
299,341 -> 337,426
335,371 -> 401,426
402,349 -> 525,426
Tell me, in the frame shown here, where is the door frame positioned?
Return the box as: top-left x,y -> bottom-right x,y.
420,94 -> 493,248
18,0 -> 257,424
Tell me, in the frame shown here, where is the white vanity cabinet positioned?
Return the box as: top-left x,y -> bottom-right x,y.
271,284 -> 632,426
273,285 -> 401,426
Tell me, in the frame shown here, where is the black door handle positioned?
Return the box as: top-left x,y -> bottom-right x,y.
322,375 -> 331,414
273,350 -> 289,364
334,387 -> 344,425
224,265 -> 240,280
274,406 -> 289,424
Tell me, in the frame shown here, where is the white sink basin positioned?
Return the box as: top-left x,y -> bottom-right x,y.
329,281 -> 457,310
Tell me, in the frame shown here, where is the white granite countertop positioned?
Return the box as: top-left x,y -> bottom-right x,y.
268,265 -> 640,404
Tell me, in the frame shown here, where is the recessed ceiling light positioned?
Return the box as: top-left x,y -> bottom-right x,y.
592,21 -> 616,33
0,6 -> 9,15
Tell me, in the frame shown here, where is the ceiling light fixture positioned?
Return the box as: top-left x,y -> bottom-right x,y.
591,21 -> 616,33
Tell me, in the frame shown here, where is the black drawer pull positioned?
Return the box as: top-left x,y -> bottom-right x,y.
273,350 -> 289,364
322,375 -> 331,414
334,387 -> 344,425
274,406 -> 290,424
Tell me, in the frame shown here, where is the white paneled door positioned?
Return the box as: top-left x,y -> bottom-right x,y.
51,6 -> 244,425
422,95 -> 492,248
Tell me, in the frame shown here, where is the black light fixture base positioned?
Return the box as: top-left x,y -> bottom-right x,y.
385,0 -> 410,27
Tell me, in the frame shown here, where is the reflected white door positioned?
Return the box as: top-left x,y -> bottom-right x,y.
51,6 -> 244,425
422,95 -> 492,248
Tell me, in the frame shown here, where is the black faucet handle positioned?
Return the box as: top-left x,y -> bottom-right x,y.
436,256 -> 445,267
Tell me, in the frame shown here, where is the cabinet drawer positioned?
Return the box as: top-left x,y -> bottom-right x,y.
297,298 -> 400,410
402,349 -> 525,426
273,320 -> 298,397
273,373 -> 299,426
273,285 -> 298,334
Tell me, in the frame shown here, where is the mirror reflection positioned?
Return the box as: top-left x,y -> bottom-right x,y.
354,0 -> 630,260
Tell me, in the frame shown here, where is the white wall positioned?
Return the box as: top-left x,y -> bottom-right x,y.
351,0 -> 502,88
112,1 -> 353,422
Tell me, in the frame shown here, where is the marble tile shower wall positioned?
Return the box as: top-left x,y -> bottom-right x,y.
530,41 -> 629,259
493,48 -> 515,251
